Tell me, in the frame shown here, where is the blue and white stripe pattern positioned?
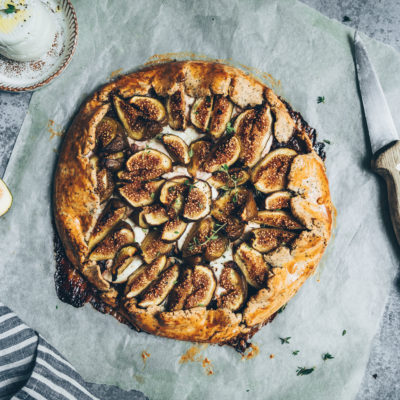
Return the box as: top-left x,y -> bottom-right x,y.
0,303 -> 99,400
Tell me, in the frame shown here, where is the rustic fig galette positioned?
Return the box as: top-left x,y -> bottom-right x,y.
54,61 -> 333,347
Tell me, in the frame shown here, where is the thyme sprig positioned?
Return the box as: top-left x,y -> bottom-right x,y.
296,366 -> 315,376
187,222 -> 227,251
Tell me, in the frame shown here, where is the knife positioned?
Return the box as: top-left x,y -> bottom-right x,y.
354,31 -> 400,244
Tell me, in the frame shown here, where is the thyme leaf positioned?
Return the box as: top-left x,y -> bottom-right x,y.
296,366 -> 315,376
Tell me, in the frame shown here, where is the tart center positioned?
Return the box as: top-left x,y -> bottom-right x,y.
88,92 -> 307,313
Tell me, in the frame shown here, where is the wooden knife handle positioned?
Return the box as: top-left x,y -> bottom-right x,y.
372,140 -> 400,244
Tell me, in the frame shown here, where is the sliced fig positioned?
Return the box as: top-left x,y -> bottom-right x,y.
209,95 -> 233,139
251,148 -> 297,193
89,222 -> 135,261
102,151 -> 125,172
250,228 -> 297,253
182,180 -> 211,220
142,204 -> 169,226
204,234 -> 228,262
225,219 -> 245,241
187,140 -> 211,177
190,96 -> 213,131
96,116 -> 128,153
96,117 -> 119,148
184,265 -> 216,309
238,189 -> 258,222
265,190 -> 292,210
182,218 -> 213,260
118,179 -> 165,208
96,168 -> 114,203
211,192 -> 245,241
166,89 -> 187,130
101,156 -> 125,172
88,201 -> 128,250
140,230 -> 173,264
161,134 -> 190,164
203,135 -> 241,173
125,255 -> 167,298
207,168 -> 249,189
159,177 -> 187,206
111,245 -> 138,283
138,264 -> 179,308
131,209 -> 149,229
129,96 -> 166,122
251,210 -> 303,230
125,149 -> 172,180
167,268 -> 193,311
217,265 -> 248,311
161,218 -> 187,242
211,187 -> 255,228
234,106 -> 273,167
113,95 -> 144,139
234,243 -> 269,288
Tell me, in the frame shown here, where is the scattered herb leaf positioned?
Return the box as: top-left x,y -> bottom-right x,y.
174,231 -> 179,234
317,96 -> 325,104
322,353 -> 334,361
198,303 -> 205,307
150,192 -> 155,199
323,139 -> 331,144
342,330 -> 347,336
296,366 -> 315,376
372,374 -> 378,379
292,350 -> 299,356
2,4 -> 16,13
188,148 -> 194,157
280,337 -> 291,344
226,122 -> 235,134
342,15 -> 351,22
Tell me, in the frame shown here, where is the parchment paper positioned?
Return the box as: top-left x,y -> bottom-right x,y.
1,0 -> 400,399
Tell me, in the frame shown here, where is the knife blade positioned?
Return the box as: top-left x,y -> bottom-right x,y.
354,30 -> 399,155
354,30 -> 400,245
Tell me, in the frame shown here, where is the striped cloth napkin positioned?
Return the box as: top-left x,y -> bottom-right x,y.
0,303 -> 147,400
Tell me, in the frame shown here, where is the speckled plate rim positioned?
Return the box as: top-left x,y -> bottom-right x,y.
0,0 -> 78,92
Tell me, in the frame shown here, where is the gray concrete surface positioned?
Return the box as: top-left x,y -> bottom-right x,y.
1,1 -> 399,398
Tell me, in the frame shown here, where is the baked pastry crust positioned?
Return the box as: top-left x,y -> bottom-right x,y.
54,61 -> 333,345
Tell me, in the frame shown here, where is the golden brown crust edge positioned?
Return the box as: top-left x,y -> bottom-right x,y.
54,60 -> 333,344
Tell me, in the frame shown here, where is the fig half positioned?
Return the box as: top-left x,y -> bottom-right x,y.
166,89 -> 187,130
216,265 -> 248,311
251,148 -> 297,193
125,255 -> 167,298
209,95 -> 233,139
234,105 -> 273,167
190,96 -> 213,131
129,96 -> 166,122
265,190 -> 292,210
118,179 -> 165,208
140,230 -> 173,264
250,228 -> 297,253
234,243 -> 269,288
161,134 -> 190,165
182,180 -> 212,221
203,135 -> 241,173
125,149 -> 172,180
251,210 -> 303,230
89,222 -> 135,261
184,265 -> 216,309
138,264 -> 179,308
